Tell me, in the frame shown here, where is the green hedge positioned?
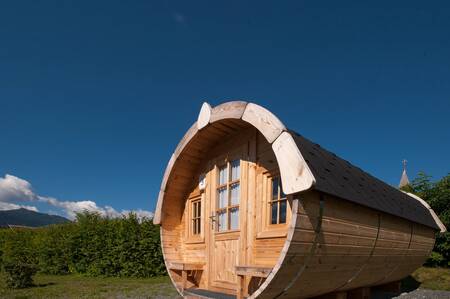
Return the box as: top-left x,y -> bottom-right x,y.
0,213 -> 165,277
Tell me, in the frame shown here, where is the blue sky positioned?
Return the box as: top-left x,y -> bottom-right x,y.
0,1 -> 449,218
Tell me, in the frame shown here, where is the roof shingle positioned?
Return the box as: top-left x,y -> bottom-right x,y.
290,131 -> 439,230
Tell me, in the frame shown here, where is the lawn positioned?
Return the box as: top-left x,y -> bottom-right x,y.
0,274 -> 180,299
409,267 -> 450,291
0,267 -> 448,298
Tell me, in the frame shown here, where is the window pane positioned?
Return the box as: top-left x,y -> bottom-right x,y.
279,200 -> 287,224
230,207 -> 239,230
219,165 -> 228,185
197,201 -> 201,217
230,183 -> 240,205
196,219 -> 201,234
280,178 -> 286,199
192,219 -> 197,234
217,210 -> 227,232
231,160 -> 240,181
272,178 -> 279,200
271,203 -> 278,224
218,187 -> 228,208
192,202 -> 197,218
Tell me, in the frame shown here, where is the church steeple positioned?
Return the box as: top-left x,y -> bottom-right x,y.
399,159 -> 410,188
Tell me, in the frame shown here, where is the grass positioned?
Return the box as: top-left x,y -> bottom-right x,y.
0,267 -> 448,298
408,267 -> 450,291
0,274 -> 180,299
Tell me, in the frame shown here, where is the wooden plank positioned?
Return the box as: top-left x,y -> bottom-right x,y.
197,102 -> 212,130
237,275 -> 244,299
235,265 -> 272,278
210,101 -> 247,123
168,261 -> 205,271
242,103 -> 286,143
272,131 -> 316,194
404,192 -> 447,232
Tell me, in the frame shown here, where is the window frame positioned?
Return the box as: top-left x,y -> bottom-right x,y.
185,192 -> 205,244
215,158 -> 241,233
191,198 -> 202,235
256,171 -> 292,239
269,176 -> 288,226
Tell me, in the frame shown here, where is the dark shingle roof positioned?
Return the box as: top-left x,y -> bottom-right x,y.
290,131 -> 439,230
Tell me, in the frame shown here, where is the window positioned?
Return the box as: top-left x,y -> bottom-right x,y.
270,177 -> 287,225
216,159 -> 240,232
191,198 -> 201,235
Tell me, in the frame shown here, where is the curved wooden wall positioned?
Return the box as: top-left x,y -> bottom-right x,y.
251,191 -> 436,299
156,101 -> 438,298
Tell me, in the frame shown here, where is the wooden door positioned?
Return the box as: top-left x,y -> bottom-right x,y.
207,152 -> 245,293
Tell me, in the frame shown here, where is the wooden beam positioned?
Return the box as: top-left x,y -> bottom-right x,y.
210,101 -> 247,123
235,265 -> 272,278
403,191 -> 447,232
197,102 -> 212,130
152,190 -> 164,224
167,261 -> 205,271
272,131 -> 315,194
182,270 -> 187,292
237,274 -> 244,299
242,103 -> 286,143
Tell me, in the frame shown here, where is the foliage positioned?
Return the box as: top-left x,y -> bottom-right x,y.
3,262 -> 37,289
1,229 -> 38,288
0,213 -> 165,279
410,267 -> 450,291
402,172 -> 450,267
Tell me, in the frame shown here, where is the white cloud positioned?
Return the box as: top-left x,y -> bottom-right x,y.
0,174 -> 37,202
0,174 -> 154,220
0,201 -> 38,212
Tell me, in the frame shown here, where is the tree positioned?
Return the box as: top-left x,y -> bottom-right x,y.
402,172 -> 450,267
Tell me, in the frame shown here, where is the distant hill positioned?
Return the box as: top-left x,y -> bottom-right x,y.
0,208 -> 70,228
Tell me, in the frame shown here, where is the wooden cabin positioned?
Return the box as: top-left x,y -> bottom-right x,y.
153,101 -> 446,299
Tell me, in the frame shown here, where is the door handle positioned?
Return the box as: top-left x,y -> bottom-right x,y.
209,214 -> 216,230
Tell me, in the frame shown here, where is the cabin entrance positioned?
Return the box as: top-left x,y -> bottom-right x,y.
207,148 -> 246,293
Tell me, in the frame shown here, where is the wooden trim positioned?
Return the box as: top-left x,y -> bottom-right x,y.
403,191 -> 447,232
258,173 -> 291,236
272,131 -> 315,194
197,102 -> 212,130
185,194 -> 205,243
256,229 -> 287,239
242,103 -> 285,143
210,101 -> 247,123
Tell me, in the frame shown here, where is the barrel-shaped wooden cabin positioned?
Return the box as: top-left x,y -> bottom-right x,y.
153,101 -> 446,299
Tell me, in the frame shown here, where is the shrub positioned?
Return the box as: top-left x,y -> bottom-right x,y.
0,212 -> 166,278
402,172 -> 450,268
3,261 -> 37,289
1,228 -> 38,288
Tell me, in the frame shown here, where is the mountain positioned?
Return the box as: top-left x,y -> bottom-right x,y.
0,208 -> 70,227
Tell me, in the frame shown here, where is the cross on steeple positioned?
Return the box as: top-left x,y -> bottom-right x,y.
399,159 -> 410,188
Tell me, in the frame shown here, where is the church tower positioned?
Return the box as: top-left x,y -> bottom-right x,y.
399,159 -> 410,188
